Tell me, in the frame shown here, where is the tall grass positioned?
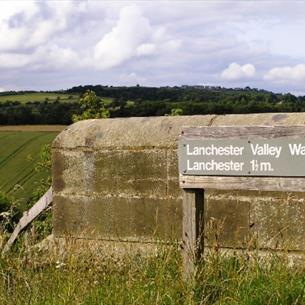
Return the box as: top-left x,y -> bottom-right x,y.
0,241 -> 304,305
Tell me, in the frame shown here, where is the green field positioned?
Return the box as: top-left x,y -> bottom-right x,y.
0,92 -> 113,105
0,131 -> 58,202
0,92 -> 79,104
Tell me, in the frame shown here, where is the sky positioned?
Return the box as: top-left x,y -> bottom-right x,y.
0,1 -> 305,94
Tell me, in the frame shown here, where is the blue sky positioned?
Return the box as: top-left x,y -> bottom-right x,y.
0,1 -> 305,94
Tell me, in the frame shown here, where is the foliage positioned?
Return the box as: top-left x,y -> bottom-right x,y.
0,100 -> 79,125
1,85 -> 305,125
0,192 -> 22,233
166,107 -> 183,116
34,144 -> 52,173
0,192 -> 10,213
70,85 -> 305,118
72,90 -> 110,122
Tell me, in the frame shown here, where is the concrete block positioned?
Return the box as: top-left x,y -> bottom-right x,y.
53,195 -> 182,241
52,114 -> 305,254
250,192 -> 305,251
205,190 -> 250,248
167,149 -> 179,179
53,149 -> 168,197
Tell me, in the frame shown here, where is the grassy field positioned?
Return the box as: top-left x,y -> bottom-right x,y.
0,125 -> 66,132
0,92 -> 113,105
0,92 -> 79,104
0,130 -> 59,202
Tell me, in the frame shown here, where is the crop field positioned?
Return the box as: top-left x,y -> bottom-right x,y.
0,130 -> 59,202
0,125 -> 66,132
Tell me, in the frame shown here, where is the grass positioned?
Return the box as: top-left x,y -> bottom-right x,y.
0,131 -> 58,202
0,93 -> 79,104
0,125 -> 66,131
0,242 -> 304,305
0,92 -> 112,105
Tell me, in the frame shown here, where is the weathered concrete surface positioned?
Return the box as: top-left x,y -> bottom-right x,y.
52,113 -> 305,253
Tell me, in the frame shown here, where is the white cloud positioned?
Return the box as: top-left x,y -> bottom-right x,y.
0,1 -> 84,52
0,1 -> 305,92
164,39 -> 182,51
136,43 -> 156,56
0,1 -> 38,22
34,45 -> 81,69
0,44 -> 80,70
0,87 -> 6,92
94,6 -> 158,70
0,53 -> 31,68
221,63 -> 256,81
264,64 -> 305,82
119,72 -> 147,85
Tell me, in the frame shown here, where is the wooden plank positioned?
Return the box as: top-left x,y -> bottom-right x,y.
180,176 -> 305,192
181,126 -> 305,140
2,187 -> 53,254
182,189 -> 204,280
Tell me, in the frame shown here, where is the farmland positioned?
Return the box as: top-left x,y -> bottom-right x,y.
0,128 -> 62,203
0,92 -> 113,105
0,92 -> 79,104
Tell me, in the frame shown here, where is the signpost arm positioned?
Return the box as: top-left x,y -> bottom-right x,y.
179,125 -> 305,279
182,188 -> 204,279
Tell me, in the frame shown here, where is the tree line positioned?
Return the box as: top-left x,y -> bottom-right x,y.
1,85 -> 305,125
0,101 -> 78,125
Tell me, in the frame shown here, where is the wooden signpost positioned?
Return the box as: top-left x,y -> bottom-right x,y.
178,126 -> 305,278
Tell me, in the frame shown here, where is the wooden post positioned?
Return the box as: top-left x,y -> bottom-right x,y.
182,188 -> 204,279
2,187 -> 53,254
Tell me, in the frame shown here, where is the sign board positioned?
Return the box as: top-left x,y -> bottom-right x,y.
179,125 -> 305,279
178,126 -> 305,177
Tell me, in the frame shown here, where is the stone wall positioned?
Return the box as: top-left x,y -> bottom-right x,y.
52,113 -> 305,255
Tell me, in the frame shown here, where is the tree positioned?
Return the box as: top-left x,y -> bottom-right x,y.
166,107 -> 183,116
72,90 -> 109,122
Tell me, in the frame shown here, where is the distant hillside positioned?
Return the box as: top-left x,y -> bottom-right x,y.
1,85 -> 305,125
68,85 -> 305,117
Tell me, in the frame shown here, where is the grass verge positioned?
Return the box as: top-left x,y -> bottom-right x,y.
0,242 -> 304,305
